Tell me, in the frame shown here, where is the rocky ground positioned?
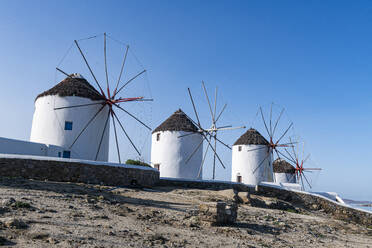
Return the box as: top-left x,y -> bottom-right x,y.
0,177 -> 371,247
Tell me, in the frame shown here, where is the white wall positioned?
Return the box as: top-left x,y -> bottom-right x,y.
151,130 -> 203,179
0,137 -> 65,157
30,95 -> 110,161
231,144 -> 273,185
274,172 -> 296,183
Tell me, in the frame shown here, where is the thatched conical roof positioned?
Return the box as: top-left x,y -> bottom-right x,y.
36,74 -> 104,101
273,158 -> 295,173
233,128 -> 269,146
153,109 -> 198,134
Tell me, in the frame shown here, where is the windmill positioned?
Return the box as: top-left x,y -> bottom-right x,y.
283,139 -> 322,190
180,81 -> 245,179
52,33 -> 152,163
247,103 -> 297,177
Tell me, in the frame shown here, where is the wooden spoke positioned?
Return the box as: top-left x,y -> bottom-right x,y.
104,33 -> 110,98
198,138 -> 210,179
276,149 -> 297,164
113,45 -> 129,96
212,134 -> 217,179
246,146 -> 267,152
269,103 -> 273,138
114,104 -> 151,131
259,106 -> 271,139
112,110 -> 141,156
187,88 -> 201,127
215,103 -> 227,123
214,136 -> 231,150
302,172 -> 312,189
276,122 -> 293,145
74,40 -> 106,97
111,111 -> 121,164
202,133 -> 226,169
185,137 -> 204,164
284,148 -> 297,164
114,69 -> 146,98
252,152 -> 270,174
202,81 -> 215,124
69,104 -> 106,149
272,108 -> 284,138
214,87 -> 217,122
178,132 -> 198,138
95,111 -> 111,160
54,102 -> 104,110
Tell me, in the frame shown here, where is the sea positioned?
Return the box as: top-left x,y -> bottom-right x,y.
343,199 -> 372,213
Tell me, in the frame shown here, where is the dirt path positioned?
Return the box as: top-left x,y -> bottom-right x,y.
0,178 -> 371,247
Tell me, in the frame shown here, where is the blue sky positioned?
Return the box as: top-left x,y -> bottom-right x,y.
0,0 -> 371,200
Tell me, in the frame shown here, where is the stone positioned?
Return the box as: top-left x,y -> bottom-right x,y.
3,218 -> 28,229
2,197 -> 16,206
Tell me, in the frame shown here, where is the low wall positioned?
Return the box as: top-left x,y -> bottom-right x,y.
0,157 -> 159,187
256,185 -> 372,227
158,178 -> 372,228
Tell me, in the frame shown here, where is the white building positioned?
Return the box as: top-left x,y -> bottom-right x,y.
151,109 -> 203,179
231,128 -> 273,185
273,158 -> 296,183
30,74 -> 110,161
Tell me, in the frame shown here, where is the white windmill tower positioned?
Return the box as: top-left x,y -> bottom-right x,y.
30,73 -> 110,161
231,128 -> 272,185
232,104 -> 296,185
151,109 -> 203,179
272,158 -> 296,183
30,33 -> 152,162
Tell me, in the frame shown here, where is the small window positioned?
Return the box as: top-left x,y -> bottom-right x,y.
238,146 -> 242,152
237,175 -> 242,183
58,152 -> 61,157
62,151 -> 71,158
156,133 -> 160,141
65,121 -> 73,130
154,163 -> 160,171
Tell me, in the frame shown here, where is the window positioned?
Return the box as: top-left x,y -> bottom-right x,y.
64,121 -> 73,130
154,164 -> 160,171
156,133 -> 160,141
62,151 -> 71,158
238,146 -> 242,152
237,175 -> 242,183
58,152 -> 61,157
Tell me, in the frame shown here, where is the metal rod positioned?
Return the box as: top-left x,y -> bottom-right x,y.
114,69 -> 146,98
111,111 -> 121,163
74,40 -> 106,97
95,110 -> 111,160
112,110 -> 141,156
69,104 -> 106,149
114,103 -> 151,131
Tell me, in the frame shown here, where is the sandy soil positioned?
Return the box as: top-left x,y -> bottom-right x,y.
0,177 -> 371,247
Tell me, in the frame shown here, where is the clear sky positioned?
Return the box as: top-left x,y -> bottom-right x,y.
0,0 -> 371,200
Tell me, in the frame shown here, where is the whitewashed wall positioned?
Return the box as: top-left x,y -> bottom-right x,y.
0,137 -> 64,157
30,95 -> 110,161
274,172 -> 296,183
151,131 -> 203,179
231,144 -> 273,185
